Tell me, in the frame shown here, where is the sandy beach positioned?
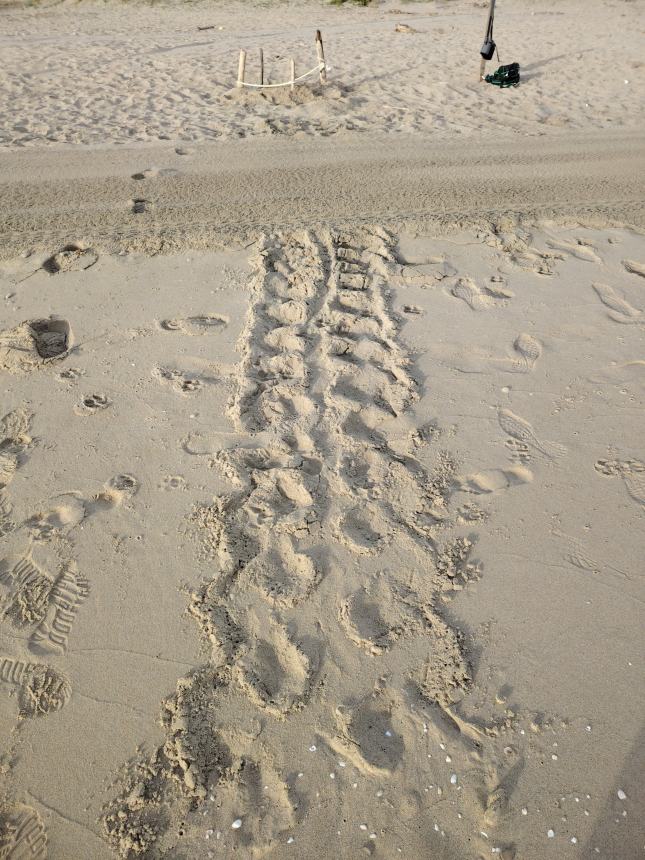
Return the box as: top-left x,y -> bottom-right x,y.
0,1 -> 644,858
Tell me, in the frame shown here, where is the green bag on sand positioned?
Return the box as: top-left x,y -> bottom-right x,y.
485,62 -> 521,88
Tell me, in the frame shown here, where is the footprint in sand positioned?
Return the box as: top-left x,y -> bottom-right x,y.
498,408 -> 566,460
450,277 -> 490,310
158,314 -> 228,334
152,366 -> 203,395
197,738 -> 296,849
30,563 -> 90,656
0,410 -> 32,488
0,555 -> 89,655
131,167 -> 179,181
58,367 -> 85,382
0,656 -> 71,716
504,436 -> 531,465
43,244 -> 97,275
0,555 -> 53,629
26,475 -> 138,540
335,505 -> 391,556
30,317 -> 72,359
623,259 -> 645,279
457,465 -> 533,495
0,410 -> 32,536
513,333 -> 542,370
399,258 -> 458,286
235,619 -> 313,716
485,275 -> 514,299
0,802 -> 47,858
553,529 -> 634,583
327,695 -> 405,776
450,277 -> 512,311
445,332 -> 542,375
26,494 -> 87,539
96,475 -> 139,509
0,493 -> 12,538
595,457 -> 645,509
546,237 -> 602,264
162,475 -> 186,491
488,226 -> 557,275
592,283 -> 642,324
339,580 -> 423,655
244,540 -> 320,608
74,392 -> 111,415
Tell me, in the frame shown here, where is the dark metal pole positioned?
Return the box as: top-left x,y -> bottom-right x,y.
479,0 -> 496,81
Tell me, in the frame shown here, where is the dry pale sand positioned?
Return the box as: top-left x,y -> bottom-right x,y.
0,1 -> 644,859
0,0 -> 644,146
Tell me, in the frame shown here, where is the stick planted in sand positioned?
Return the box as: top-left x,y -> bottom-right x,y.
237,50 -> 246,88
259,48 -> 264,86
316,30 -> 327,84
479,0 -> 496,81
290,58 -> 296,93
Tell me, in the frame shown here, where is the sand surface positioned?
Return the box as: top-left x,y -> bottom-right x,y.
1,0 -> 644,147
1,130 -> 644,259
0,1 -> 644,859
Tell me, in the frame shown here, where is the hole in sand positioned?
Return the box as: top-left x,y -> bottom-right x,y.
28,318 -> 71,359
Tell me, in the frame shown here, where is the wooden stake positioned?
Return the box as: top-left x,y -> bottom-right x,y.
290,58 -> 296,92
259,48 -> 264,86
237,50 -> 246,88
316,30 -> 327,84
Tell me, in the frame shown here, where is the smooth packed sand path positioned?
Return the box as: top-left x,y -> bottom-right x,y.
1,129 -> 644,258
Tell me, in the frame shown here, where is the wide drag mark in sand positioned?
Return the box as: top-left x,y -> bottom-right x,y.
98,224 -> 645,860
102,228 -> 527,859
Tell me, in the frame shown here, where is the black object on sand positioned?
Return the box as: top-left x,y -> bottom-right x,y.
480,0 -> 496,59
485,63 -> 521,88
